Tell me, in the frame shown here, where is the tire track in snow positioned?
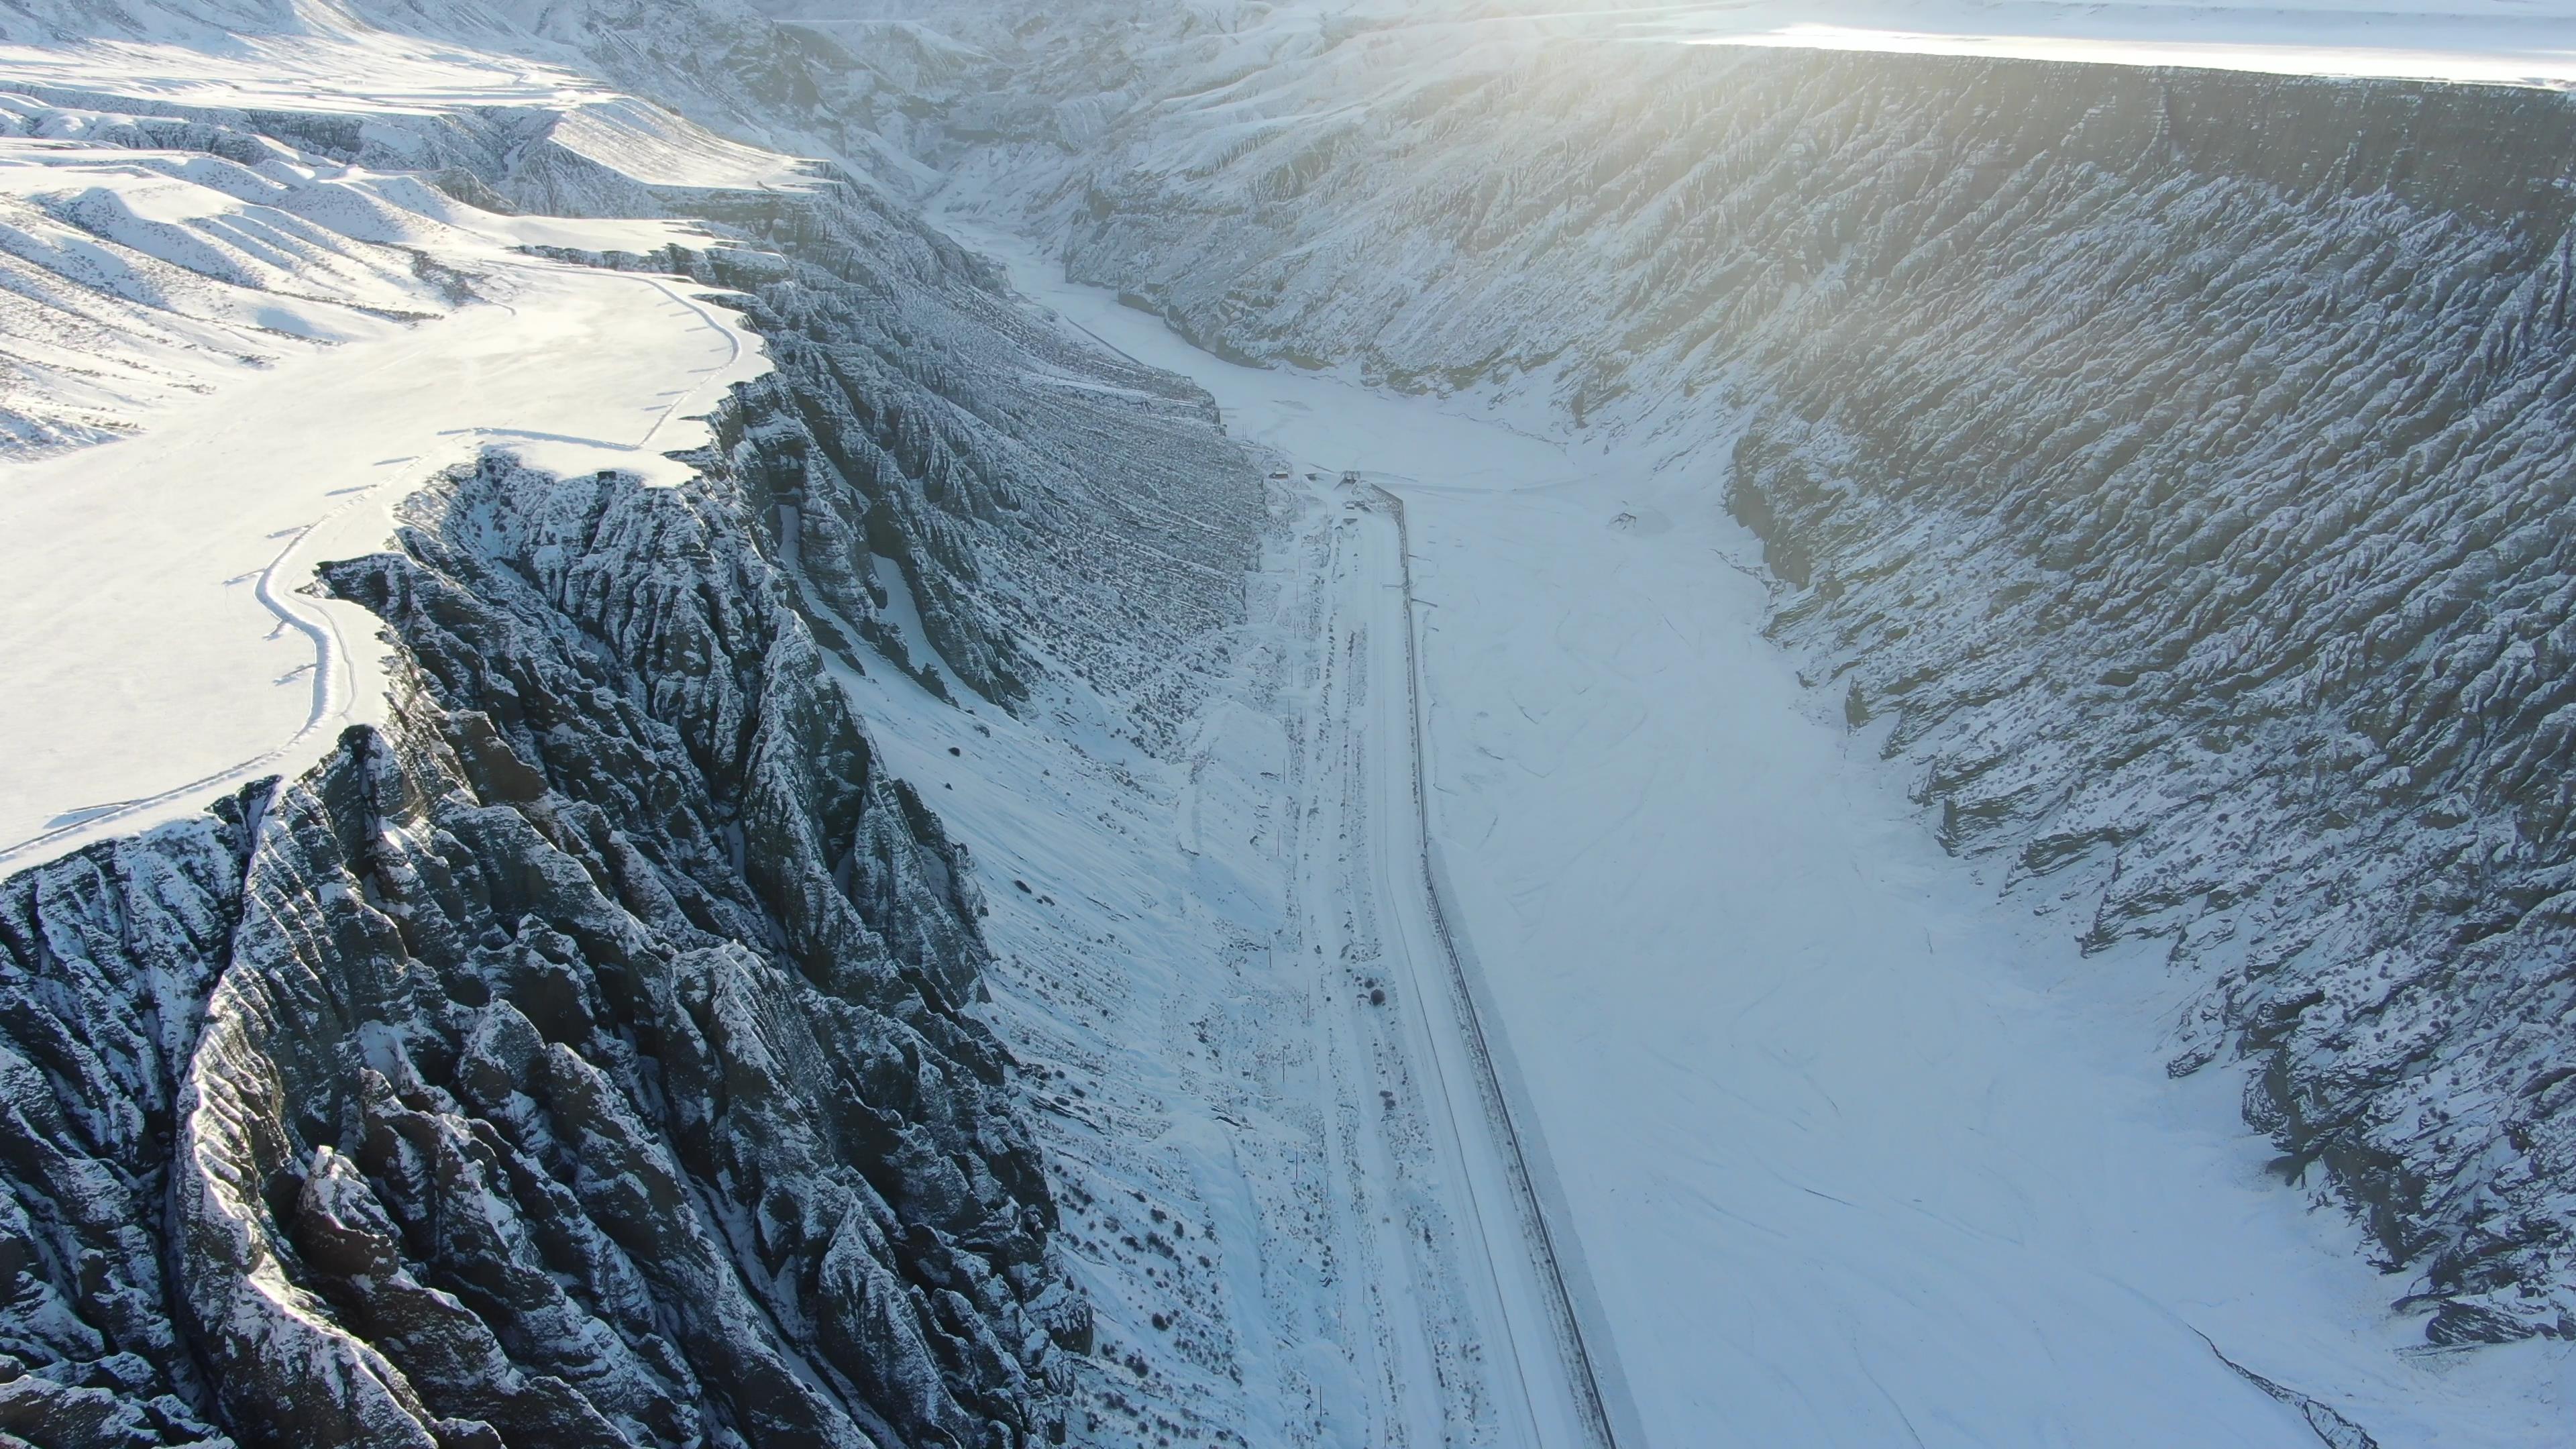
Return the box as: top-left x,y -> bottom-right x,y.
1351,480 -> 1632,1449
0,489 -> 374,872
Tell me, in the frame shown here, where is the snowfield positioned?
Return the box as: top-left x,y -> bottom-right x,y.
0,64 -> 778,870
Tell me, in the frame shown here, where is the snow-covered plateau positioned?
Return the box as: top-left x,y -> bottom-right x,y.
5,1 -> 2576,1447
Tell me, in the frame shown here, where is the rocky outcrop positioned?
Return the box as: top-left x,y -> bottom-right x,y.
0,2 -> 1295,1441
0,797 -> 252,1448
538,173 -> 1265,740
1695,66 -> 2576,1350
0,346 -> 1239,1444
0,24 -> 1280,1430
3,451 -> 1093,1448
888,11 -> 2576,1344
0,66 -> 1263,731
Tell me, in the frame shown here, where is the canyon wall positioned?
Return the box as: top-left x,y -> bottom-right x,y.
920,15 -> 2576,1344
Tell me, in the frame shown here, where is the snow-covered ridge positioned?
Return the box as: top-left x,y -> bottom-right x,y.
1,9 -> 1642,1443
0,3 -> 885,869
0,5 -> 1275,1445
1,447 -> 1091,1448
841,0 -> 2576,90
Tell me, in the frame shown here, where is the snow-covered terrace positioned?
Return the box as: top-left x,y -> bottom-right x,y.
0,42 -> 796,869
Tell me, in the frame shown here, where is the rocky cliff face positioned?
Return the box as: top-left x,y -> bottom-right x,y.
0,65 -> 1260,722
612,174 -> 1266,740
0,19 -> 1269,1441
3,452 -> 1085,1449
893,9 -> 2576,1345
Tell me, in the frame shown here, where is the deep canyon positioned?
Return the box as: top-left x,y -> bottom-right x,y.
3,2 -> 2575,1446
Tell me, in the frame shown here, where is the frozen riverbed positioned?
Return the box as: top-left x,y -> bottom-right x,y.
938,197 -> 2576,1447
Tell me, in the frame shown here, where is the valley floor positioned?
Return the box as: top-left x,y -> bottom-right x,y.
928,197 -> 2576,1448
822,408 -> 1601,1447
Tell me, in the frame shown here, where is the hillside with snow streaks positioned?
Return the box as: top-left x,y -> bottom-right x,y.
0,8 -> 1277,1446
900,3 -> 2576,1350
1646,0 -> 2576,87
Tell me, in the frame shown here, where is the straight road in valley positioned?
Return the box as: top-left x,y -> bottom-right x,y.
1320,480 -> 1623,1449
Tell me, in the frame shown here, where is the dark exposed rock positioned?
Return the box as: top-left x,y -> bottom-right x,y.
0,34 -> 1271,1431
532,173 -> 1265,739
1,451 -> 1098,1447
0,795 -> 253,1449
0,5 -> 1279,1444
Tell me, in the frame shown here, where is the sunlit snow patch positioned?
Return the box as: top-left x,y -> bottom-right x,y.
1642,0 -> 2576,87
0,50 -> 797,870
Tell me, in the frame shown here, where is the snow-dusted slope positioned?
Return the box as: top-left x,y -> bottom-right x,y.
0,0 -> 978,197
0,3 -> 1260,866
0,7 -> 1271,1446
1648,0 -> 2576,87
885,0 -> 2576,1375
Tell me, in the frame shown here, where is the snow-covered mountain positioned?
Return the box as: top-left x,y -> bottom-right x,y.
0,7 -> 1263,1446
12,0 -> 2576,1445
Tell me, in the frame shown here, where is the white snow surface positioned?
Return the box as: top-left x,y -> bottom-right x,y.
1642,1 -> 2576,87
9,7 -> 2576,1443
0,55 -> 776,871
0,28 -> 816,186
817,393 -> 1595,1448
938,201 -> 2576,1446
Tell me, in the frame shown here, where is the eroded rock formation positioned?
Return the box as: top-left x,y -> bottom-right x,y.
4,453 -> 1092,1448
